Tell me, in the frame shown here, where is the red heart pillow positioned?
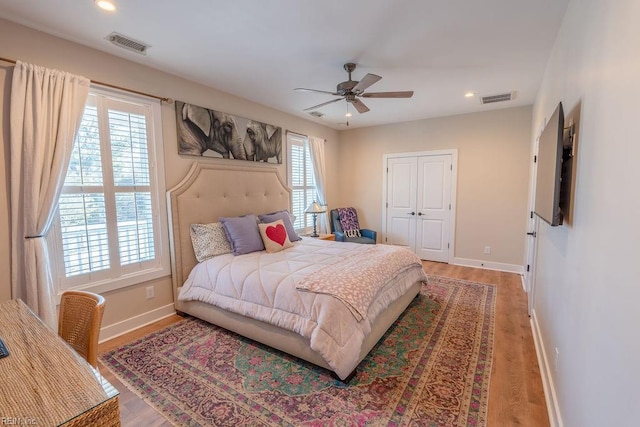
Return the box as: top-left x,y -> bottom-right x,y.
266,223 -> 287,246
258,219 -> 293,253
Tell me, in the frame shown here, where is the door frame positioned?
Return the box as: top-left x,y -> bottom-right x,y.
382,149 -> 458,264
525,136 -> 541,315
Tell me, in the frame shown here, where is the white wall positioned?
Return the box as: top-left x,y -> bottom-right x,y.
530,0 -> 640,425
338,106 -> 532,270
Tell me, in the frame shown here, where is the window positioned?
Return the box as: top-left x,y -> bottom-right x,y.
287,133 -> 316,233
51,88 -> 169,293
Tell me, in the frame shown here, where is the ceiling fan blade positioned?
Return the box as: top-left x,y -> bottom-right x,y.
294,87 -> 339,96
303,97 -> 343,111
352,73 -> 382,93
351,98 -> 370,114
361,90 -> 414,98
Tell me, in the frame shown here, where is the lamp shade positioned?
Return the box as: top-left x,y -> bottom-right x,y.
305,201 -> 326,214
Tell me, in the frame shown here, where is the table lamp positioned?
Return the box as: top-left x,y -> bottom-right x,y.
305,201 -> 327,237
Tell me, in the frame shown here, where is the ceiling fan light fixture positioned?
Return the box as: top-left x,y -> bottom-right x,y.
295,63 -> 413,117
95,0 -> 117,12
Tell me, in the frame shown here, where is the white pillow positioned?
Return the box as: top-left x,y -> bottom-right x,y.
190,222 -> 232,262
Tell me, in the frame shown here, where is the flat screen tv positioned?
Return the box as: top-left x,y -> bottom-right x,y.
534,102 -> 565,226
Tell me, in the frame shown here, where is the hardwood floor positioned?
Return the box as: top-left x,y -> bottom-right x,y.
423,262 -> 549,426
98,262 -> 549,426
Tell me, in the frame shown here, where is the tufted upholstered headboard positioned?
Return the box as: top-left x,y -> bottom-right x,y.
166,162 -> 291,301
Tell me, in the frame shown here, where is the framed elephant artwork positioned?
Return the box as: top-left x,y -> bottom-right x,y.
175,101 -> 282,164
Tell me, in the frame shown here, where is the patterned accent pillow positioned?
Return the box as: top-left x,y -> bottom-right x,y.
337,207 -> 361,238
258,219 -> 294,253
189,222 -> 232,262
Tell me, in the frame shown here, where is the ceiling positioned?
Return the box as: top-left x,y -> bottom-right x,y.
0,0 -> 568,129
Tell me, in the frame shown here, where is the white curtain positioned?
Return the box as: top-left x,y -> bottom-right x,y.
10,61 -> 90,328
309,136 -> 329,234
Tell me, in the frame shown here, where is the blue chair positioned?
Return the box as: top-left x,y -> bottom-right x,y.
330,208 -> 377,244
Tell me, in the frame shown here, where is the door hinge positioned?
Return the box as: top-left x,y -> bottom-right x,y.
386,167 -> 389,173
385,237 -> 388,243
527,264 -> 530,272
447,243 -> 450,249
530,211 -> 533,219
450,164 -> 453,171
386,202 -> 388,208
449,203 -> 451,210
534,155 -> 537,163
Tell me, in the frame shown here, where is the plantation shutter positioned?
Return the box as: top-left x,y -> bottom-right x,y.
59,100 -> 110,277
287,133 -> 316,232
109,107 -> 155,266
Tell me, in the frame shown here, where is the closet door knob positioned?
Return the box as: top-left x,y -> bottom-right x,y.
407,211 -> 415,216
417,212 -> 424,216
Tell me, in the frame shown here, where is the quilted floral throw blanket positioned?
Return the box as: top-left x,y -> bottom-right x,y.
296,245 -> 423,321
338,207 -> 361,237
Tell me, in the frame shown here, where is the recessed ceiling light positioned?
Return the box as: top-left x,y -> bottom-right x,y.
464,91 -> 475,98
95,0 -> 117,12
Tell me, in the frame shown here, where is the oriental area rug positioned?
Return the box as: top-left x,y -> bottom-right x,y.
101,275 -> 496,426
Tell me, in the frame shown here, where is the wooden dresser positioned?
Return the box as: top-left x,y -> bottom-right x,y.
0,299 -> 120,426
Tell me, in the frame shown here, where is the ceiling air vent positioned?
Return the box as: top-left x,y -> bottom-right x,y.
481,92 -> 514,105
308,111 -> 324,118
107,32 -> 149,55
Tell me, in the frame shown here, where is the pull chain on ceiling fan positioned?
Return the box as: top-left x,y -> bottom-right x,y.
294,63 -> 414,115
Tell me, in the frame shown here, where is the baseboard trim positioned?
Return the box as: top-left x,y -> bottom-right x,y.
99,303 -> 176,343
530,309 -> 563,427
452,257 -> 524,274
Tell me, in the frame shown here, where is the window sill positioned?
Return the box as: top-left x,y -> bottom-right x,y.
57,264 -> 171,299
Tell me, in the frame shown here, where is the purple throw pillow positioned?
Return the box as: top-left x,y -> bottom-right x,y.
219,214 -> 265,255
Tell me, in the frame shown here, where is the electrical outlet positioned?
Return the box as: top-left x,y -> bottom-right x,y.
145,285 -> 155,300
554,347 -> 559,372
484,246 -> 491,254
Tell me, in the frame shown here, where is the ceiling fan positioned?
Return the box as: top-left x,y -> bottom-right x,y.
295,63 -> 414,114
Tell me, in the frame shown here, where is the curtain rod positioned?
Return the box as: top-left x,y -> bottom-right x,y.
0,56 -> 173,104
285,129 -> 326,142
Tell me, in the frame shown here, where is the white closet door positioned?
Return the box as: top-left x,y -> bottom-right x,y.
385,157 -> 417,250
416,155 -> 451,262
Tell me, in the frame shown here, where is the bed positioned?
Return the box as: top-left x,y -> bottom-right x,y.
167,162 -> 426,380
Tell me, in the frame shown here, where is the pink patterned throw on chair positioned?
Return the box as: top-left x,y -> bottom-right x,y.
337,207 -> 362,238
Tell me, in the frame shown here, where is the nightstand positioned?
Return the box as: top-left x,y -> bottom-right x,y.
315,233 -> 335,241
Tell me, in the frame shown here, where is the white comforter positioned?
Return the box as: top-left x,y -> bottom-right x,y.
178,238 -> 427,379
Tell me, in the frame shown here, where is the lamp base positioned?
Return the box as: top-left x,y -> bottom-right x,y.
310,213 -> 319,237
